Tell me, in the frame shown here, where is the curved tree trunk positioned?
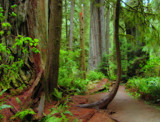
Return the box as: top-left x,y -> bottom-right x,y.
77,0 -> 121,109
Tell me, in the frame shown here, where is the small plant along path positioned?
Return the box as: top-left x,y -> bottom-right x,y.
44,79 -> 115,122
107,86 -> 160,122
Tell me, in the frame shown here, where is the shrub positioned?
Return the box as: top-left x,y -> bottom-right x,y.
11,109 -> 35,121
87,71 -> 106,81
97,54 -> 109,76
40,104 -> 74,122
58,49 -> 87,95
126,77 -> 160,101
141,57 -> 160,77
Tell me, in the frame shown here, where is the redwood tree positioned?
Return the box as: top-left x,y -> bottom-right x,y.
0,0 -> 49,118
0,0 -> 62,118
69,0 -> 74,50
89,0 -> 105,70
44,0 -> 63,93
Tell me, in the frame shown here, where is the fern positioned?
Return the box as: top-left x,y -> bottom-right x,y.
11,108 -> 35,120
40,104 -> 73,122
52,88 -> 63,100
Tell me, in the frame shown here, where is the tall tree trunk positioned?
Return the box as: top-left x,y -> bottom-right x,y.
65,0 -> 68,42
27,0 -> 49,116
89,0 -> 105,70
105,4 -> 111,77
69,0 -> 74,50
106,5 -> 110,55
44,0 -> 62,93
80,7 -> 86,79
77,0 -> 121,109
100,0 -> 106,55
112,3 -> 118,75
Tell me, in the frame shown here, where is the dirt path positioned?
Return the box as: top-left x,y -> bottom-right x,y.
44,80 -> 160,122
107,86 -> 160,122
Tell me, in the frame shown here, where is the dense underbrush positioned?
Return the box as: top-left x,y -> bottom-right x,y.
58,49 -> 106,95
126,77 -> 160,103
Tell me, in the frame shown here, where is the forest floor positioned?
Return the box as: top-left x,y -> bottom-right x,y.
59,79 -> 160,122
44,79 -> 115,122
2,79 -> 160,121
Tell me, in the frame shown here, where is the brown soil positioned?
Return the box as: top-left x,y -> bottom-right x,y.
107,86 -> 160,122
44,79 -> 115,122
3,79 -> 160,122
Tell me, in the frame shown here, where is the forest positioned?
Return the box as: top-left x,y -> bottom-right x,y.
0,0 -> 160,121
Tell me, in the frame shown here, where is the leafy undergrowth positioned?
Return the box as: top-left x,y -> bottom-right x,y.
43,79 -> 114,122
126,77 -> 160,104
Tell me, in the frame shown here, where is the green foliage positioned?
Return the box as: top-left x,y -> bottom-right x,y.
104,82 -> 110,92
87,71 -> 106,81
11,108 -> 35,121
41,116 -> 62,122
11,4 -> 17,9
97,54 -> 110,76
58,49 -> 87,94
10,97 -> 35,121
0,104 -> 13,111
40,104 -> 73,122
126,77 -> 160,101
52,88 -> 63,100
141,57 -> 160,77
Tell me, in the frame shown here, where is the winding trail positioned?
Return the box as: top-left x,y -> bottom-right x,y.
107,86 -> 160,122
44,80 -> 160,122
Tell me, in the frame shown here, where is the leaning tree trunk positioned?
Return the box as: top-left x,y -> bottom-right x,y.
77,0 -> 121,109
